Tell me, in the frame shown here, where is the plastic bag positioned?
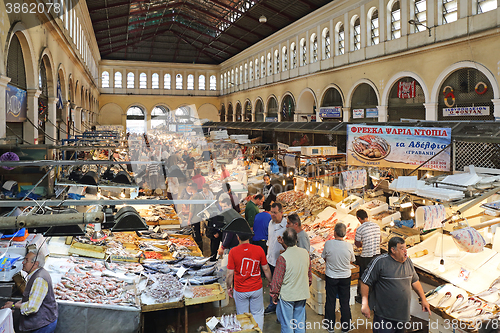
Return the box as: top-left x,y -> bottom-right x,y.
183,278 -> 193,298
450,227 -> 486,253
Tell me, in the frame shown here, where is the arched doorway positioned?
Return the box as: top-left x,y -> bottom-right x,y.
255,99 -> 264,121
320,87 -> 342,122
227,104 -> 233,122
281,95 -> 295,121
267,96 -> 278,121
151,106 -> 170,129
220,105 -> 226,121
38,60 -> 49,144
244,101 -> 252,121
350,83 -> 379,122
6,34 -> 27,143
438,68 -> 494,121
175,106 -> 193,124
126,106 -> 146,134
388,77 -> 425,121
235,103 -> 242,122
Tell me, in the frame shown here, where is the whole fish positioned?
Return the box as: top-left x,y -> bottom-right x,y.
437,292 -> 452,308
490,276 -> 500,289
190,265 -> 216,276
448,294 -> 465,313
453,297 -> 474,312
179,276 -> 219,285
475,287 -> 498,298
457,299 -> 482,314
457,308 -> 483,321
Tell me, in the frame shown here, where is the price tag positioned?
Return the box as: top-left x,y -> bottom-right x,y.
318,258 -> 325,265
206,317 -> 220,330
176,266 -> 188,278
458,267 -> 470,281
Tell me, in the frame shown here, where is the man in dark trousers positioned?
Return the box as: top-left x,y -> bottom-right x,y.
360,237 -> 431,333
2,251 -> 58,333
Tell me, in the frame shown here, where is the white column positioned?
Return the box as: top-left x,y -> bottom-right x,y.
343,107 -> 350,122
74,106 -> 82,132
424,102 -> 438,121
492,99 -> 500,121
47,97 -> 58,142
377,105 -> 388,122
25,89 -> 41,144
0,75 -> 12,139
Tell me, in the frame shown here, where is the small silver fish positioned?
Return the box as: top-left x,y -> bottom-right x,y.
448,294 -> 465,313
437,291 -> 452,308
457,308 -> 483,320
457,299 -> 482,314
454,297 -> 475,313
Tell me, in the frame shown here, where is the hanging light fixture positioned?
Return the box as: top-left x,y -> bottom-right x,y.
282,179 -> 286,186
410,207 -> 415,217
439,258 -> 445,272
259,15 -> 267,23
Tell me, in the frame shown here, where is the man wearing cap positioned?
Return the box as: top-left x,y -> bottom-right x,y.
2,251 -> 58,333
227,232 -> 273,330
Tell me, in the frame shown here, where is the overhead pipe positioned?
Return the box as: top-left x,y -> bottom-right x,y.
0,212 -> 104,230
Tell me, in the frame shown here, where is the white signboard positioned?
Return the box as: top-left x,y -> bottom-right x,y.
443,106 -> 490,117
352,109 -> 364,119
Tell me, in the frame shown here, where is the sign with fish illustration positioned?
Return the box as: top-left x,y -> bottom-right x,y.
347,125 -> 451,171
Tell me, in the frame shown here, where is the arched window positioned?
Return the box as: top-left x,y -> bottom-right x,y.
244,101 -> 252,122
101,71 -> 109,88
210,75 -> 216,90
235,68 -> 239,86
477,0 -> 497,13
310,34 -> 318,63
337,23 -> 345,55
114,72 -> 122,88
224,73 -> 227,89
255,59 -> 259,79
220,105 -> 226,121
126,106 -> 146,134
176,74 -> 183,89
249,62 -> 254,80
291,43 -> 297,69
164,74 -> 171,89
261,56 -> 266,77
322,28 -> 331,59
187,74 -> 194,90
255,99 -> 264,121
220,74 -> 223,90
443,0 -> 458,23
300,39 -> 307,66
391,1 -> 401,39
231,70 -> 235,86
151,105 -> 170,129
152,73 -> 159,89
199,75 -> 206,90
412,1 -> 427,33
274,50 -> 279,74
239,65 -> 243,83
139,72 -> 147,89
281,95 -> 295,121
370,9 -> 380,45
127,72 -> 134,88
244,64 -> 248,83
282,47 -> 288,71
267,53 -> 272,76
267,97 -> 278,119
352,16 -> 361,51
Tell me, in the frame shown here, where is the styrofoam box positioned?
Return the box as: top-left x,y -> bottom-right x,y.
309,285 -> 326,303
373,211 -> 401,228
0,264 -> 22,282
311,274 -> 326,292
306,297 -> 325,315
323,146 -> 338,155
336,195 -> 364,214
361,200 -> 389,218
301,146 -> 324,156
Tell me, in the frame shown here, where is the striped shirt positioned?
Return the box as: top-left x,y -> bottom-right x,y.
21,269 -> 49,316
355,221 -> 381,257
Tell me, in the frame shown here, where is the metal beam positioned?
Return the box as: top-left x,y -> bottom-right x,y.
0,199 -> 216,207
0,212 -> 104,229
89,0 -> 131,13
257,2 -> 295,21
173,32 -> 222,62
209,0 -> 280,31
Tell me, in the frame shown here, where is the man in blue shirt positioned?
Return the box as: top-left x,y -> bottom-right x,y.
252,207 -> 272,255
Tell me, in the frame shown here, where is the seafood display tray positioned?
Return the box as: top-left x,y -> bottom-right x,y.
141,299 -> 184,313
185,283 -> 226,306
335,195 -> 364,214
205,313 -> 261,333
